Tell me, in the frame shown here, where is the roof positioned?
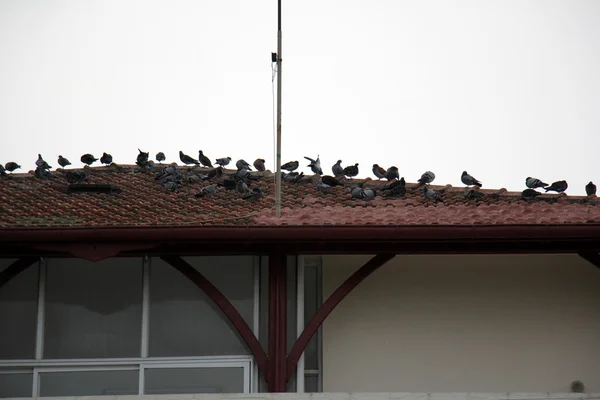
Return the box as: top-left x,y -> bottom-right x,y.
0,164 -> 599,229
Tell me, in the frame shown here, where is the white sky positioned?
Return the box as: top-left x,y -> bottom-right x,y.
1,0 -> 599,194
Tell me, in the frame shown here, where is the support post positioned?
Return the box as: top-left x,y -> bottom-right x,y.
275,0 -> 283,217
285,253 -> 395,381
0,257 -> 39,290
268,253 -> 287,392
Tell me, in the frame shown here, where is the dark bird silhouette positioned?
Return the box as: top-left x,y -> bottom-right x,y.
5,162 -> 21,172
304,155 -> 323,175
34,166 -> 53,179
372,164 -> 386,180
382,177 -> 406,197
80,154 -> 98,166
521,189 -> 541,200
253,158 -> 266,172
585,181 -> 596,196
156,152 -> 166,163
221,179 -> 236,190
243,187 -> 263,201
57,156 -> 71,168
195,185 -> 218,197
283,171 -> 304,183
215,157 -> 231,167
461,171 -> 482,187
385,166 -> 399,181
36,154 -> 51,170
525,177 -> 548,189
236,159 -> 251,170
202,167 -> 223,180
100,152 -> 113,165
0,164 -> 6,176
65,170 -> 87,184
423,185 -> 442,201
198,150 -> 213,168
544,180 -> 568,193
332,160 -> 344,177
281,160 -> 299,172
343,163 -> 359,178
322,175 -> 343,187
418,171 -> 435,185
179,151 -> 199,166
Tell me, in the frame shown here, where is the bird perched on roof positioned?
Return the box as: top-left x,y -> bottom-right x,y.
521,188 -> 541,200
215,157 -> 231,167
0,164 -> 6,176
5,162 -> 21,172
236,159 -> 251,170
221,179 -> 236,190
36,154 -> 51,170
343,163 -> 359,178
304,155 -> 323,175
65,170 -> 87,184
423,185 -> 442,201
372,164 -> 386,180
198,150 -> 213,168
461,171 -> 482,187
418,171 -> 435,185
281,160 -> 299,172
316,181 -> 331,193
57,155 -> 71,168
234,168 -> 253,182
385,166 -> 399,181
544,180 -> 568,193
81,154 -> 98,166
586,181 -> 596,196
332,160 -> 344,177
34,166 -> 53,179
350,187 -> 376,201
195,185 -> 218,197
283,171 -> 304,183
156,152 -> 166,163
179,151 -> 199,166
464,188 -> 485,200
236,179 -> 250,194
525,177 -> 548,189
100,152 -> 113,165
202,167 -> 223,180
322,175 -> 343,187
243,187 -> 263,201
136,149 -> 150,168
253,158 -> 266,172
382,177 -> 406,197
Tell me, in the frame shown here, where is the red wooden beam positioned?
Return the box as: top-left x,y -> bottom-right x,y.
0,257 -> 39,290
285,253 -> 395,381
267,253 -> 288,392
160,256 -> 268,379
578,251 -> 600,269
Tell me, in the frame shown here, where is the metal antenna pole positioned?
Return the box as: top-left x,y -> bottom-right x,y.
275,0 -> 283,217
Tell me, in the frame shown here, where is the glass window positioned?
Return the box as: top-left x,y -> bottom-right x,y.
145,367 -> 244,394
149,256 -> 254,357
0,259 -> 38,360
39,370 -> 138,396
0,372 -> 33,398
43,258 -> 143,359
305,374 -> 319,392
304,263 -> 320,370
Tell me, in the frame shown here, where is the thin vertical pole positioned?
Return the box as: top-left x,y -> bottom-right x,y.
275,0 -> 283,217
268,253 -> 287,392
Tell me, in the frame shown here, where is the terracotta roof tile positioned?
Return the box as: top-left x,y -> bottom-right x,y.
0,165 -> 599,228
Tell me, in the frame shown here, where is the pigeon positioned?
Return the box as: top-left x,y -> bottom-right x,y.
461,171 -> 482,187
253,158 -> 266,172
202,167 -> 223,180
521,189 -> 541,200
343,163 -> 359,178
65,170 -> 87,184
156,152 -> 166,163
283,171 -> 304,183
423,185 -> 442,201
382,177 -> 406,197
100,152 -> 113,165
147,160 -> 156,168
243,187 -> 263,201
179,151 -> 199,166
198,150 -> 213,168
322,175 -> 343,187
234,168 -> 252,182
156,164 -> 182,192
332,160 -> 344,177
418,171 -> 436,185
525,177 -> 548,189
281,161 -> 299,172
236,159 -> 252,170
372,164 -> 386,180
0,164 -> 6,176
215,157 -> 232,167
80,154 -> 98,166
36,154 -> 51,170
187,174 -> 202,184
586,181 -> 596,196
544,180 -> 568,193
236,180 -> 250,194
57,155 -> 71,168
34,166 -> 53,179
137,149 -> 149,164
316,182 -> 331,193
304,155 -> 323,175
385,166 -> 399,181
464,188 -> 485,200
221,179 -> 236,190
352,188 -> 376,201
195,185 -> 218,197
5,162 -> 21,172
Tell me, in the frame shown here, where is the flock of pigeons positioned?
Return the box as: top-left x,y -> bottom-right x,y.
0,151 -> 597,202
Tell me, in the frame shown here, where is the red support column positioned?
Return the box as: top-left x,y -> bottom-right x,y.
268,253 -> 287,392
0,257 -> 39,290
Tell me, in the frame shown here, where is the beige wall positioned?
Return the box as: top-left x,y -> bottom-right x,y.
322,254 -> 600,393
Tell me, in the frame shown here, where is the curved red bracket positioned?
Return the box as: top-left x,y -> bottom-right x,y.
160,255 -> 268,378
0,257 -> 39,290
285,253 -> 396,381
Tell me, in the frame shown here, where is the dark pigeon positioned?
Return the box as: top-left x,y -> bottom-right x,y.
521,189 -> 541,200
243,187 -> 263,201
215,157 -> 232,167
36,154 -> 51,170
423,185 -> 442,201
236,180 -> 250,194
65,170 -> 87,184
372,164 -> 386,180
281,160 -> 299,172
80,154 -> 98,166
156,152 -> 166,162
187,174 -> 202,184
350,187 -> 376,201
544,180 -> 568,193
202,167 -> 223,180
382,177 -> 406,197
343,163 -> 359,178
58,155 -> 71,168
156,164 -> 182,192
195,185 -> 218,197
221,179 -> 236,190
100,152 -> 113,165
0,164 -> 6,176
586,181 -> 597,196
464,188 -> 485,200
198,150 -> 213,168
5,162 -> 21,172
137,149 -> 149,164
253,158 -> 266,172
283,171 -> 304,183
234,168 -> 252,182
332,160 -> 344,177
525,177 -> 548,189
322,175 -> 343,187
236,159 -> 251,170
418,171 -> 435,185
34,166 -> 53,179
385,166 -> 399,181
461,171 -> 482,187
316,182 -> 331,193
179,151 -> 199,166
304,155 -> 323,175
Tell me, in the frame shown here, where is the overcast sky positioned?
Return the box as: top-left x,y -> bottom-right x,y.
1,0 -> 599,194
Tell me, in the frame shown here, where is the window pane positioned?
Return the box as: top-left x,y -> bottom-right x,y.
305,374 -> 319,392
0,259 -> 38,359
0,373 -> 33,398
44,258 -> 143,359
39,370 -> 138,396
149,256 -> 254,357
304,263 -> 320,370
145,367 -> 244,394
